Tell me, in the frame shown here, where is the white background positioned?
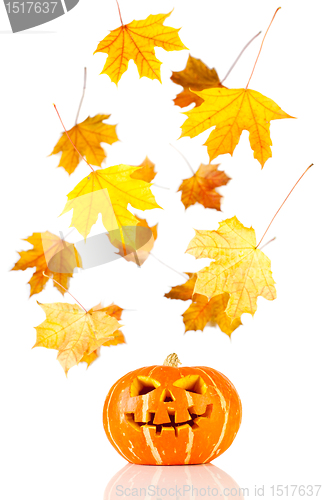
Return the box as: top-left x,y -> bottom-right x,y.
1,0 -> 322,499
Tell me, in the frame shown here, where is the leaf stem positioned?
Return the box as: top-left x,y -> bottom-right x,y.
246,8 -> 281,90
259,236 -> 276,251
42,271 -> 87,312
62,228 -> 75,240
150,253 -> 188,279
256,164 -> 313,249
116,0 -> 123,26
53,104 -> 95,173
220,31 -> 262,85
169,143 -> 195,176
153,184 -> 170,190
75,67 -> 87,125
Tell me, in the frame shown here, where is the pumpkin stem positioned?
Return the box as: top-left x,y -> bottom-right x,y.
163,353 -> 182,367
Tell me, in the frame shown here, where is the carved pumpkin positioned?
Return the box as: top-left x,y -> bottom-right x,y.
103,354 -> 242,465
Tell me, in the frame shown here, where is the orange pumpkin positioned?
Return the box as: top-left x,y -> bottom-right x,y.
103,354 -> 242,465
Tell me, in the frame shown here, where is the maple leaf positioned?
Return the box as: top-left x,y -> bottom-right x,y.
108,216 -> 158,266
61,164 -> 161,239
165,273 -> 241,336
130,157 -> 157,183
11,232 -> 81,297
80,330 -> 126,368
94,12 -> 188,85
180,87 -> 294,167
171,55 -> 224,108
178,163 -> 230,210
79,350 -> 100,368
100,303 -> 124,320
50,114 -> 119,175
186,216 -> 277,323
79,303 -> 125,367
183,293 -> 241,336
35,302 -> 122,374
164,272 -> 197,300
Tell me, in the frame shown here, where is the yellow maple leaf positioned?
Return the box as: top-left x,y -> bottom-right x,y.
11,232 -> 81,297
180,87 -> 294,167
130,157 -> 157,183
35,302 -> 122,374
171,54 -> 224,108
183,293 -> 241,336
94,12 -> 187,85
61,164 -> 161,239
186,216 -> 277,323
178,163 -> 230,210
50,114 -> 118,175
79,303 -> 125,367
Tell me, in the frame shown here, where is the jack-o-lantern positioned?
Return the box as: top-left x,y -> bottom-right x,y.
103,354 -> 242,465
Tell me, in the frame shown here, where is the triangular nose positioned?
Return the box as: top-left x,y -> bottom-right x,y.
160,389 -> 175,402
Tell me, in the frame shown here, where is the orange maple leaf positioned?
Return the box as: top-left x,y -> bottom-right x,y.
108,216 -> 158,266
164,272 -> 197,301
80,328 -> 126,367
35,302 -> 122,374
130,157 -> 157,183
183,293 -> 242,336
80,303 -> 125,367
165,273 -> 241,336
94,12 -> 188,85
171,55 -> 224,108
50,114 -> 119,175
11,232 -> 81,297
178,163 -> 230,210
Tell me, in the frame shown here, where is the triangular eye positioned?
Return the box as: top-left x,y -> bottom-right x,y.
130,376 -> 161,397
173,375 -> 207,395
160,388 -> 176,402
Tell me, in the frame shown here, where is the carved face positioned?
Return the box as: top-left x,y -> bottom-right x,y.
125,373 -> 213,436
103,362 -> 242,465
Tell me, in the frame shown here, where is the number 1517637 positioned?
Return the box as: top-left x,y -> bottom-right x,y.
270,485 -> 322,496
5,2 -> 58,14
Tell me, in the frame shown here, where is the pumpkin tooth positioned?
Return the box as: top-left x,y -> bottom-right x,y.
198,404 -> 213,419
158,426 -> 176,437
191,417 -> 202,427
126,404 -> 213,435
125,412 -> 142,431
152,406 -> 171,425
175,423 -> 191,438
174,408 -> 191,423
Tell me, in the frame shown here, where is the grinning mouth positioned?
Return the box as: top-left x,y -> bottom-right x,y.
126,404 -> 213,436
